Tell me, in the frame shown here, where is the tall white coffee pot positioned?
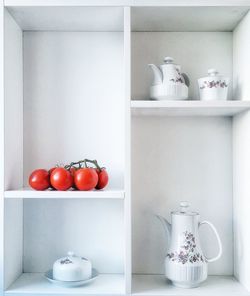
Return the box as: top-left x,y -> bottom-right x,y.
157,202 -> 222,288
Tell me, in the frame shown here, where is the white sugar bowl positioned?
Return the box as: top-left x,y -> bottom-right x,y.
53,251 -> 92,282
198,69 -> 229,100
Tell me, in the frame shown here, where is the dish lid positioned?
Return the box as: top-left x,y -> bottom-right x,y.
53,251 -> 91,269
200,68 -> 227,80
171,201 -> 198,216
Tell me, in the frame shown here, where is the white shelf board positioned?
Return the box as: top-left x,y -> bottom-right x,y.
6,6 -> 124,31
131,100 -> 250,116
5,273 -> 125,296
5,0 -> 132,5
4,188 -> 125,199
131,6 -> 250,32
132,275 -> 250,296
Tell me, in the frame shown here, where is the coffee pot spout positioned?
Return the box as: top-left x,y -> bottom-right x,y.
156,215 -> 171,242
148,64 -> 163,85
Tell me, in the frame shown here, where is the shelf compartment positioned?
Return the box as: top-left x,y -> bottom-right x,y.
6,6 -> 124,31
4,188 -> 125,199
131,100 -> 250,116
132,275 -> 250,296
131,6 -> 250,32
5,273 -> 125,296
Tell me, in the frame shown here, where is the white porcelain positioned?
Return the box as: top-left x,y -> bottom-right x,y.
157,202 -> 222,288
53,251 -> 92,282
45,268 -> 98,287
148,57 -> 189,100
198,69 -> 229,100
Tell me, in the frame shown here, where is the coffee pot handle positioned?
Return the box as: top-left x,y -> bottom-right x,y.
199,220 -> 223,263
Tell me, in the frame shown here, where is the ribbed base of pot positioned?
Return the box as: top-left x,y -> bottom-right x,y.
150,83 -> 188,100
165,263 -> 207,289
172,281 -> 201,288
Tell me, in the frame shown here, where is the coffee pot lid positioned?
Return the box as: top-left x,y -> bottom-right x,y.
172,201 -> 198,216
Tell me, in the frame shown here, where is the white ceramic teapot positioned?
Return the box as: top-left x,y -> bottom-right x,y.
148,57 -> 189,100
157,202 -> 222,288
53,251 -> 92,282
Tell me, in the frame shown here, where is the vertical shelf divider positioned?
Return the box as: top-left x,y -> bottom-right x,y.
124,5 -> 132,295
0,0 -> 4,292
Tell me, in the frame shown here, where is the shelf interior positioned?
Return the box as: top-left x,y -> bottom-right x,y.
132,275 -> 250,296
5,274 -> 250,295
5,273 -> 125,295
6,6 -> 124,31
131,6 -> 250,32
131,100 -> 250,116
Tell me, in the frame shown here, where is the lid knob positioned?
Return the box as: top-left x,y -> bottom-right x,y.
67,251 -> 75,257
164,57 -> 174,64
208,69 -> 218,76
180,201 -> 189,213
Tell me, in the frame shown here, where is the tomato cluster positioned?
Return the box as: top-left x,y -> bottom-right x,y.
29,159 -> 109,191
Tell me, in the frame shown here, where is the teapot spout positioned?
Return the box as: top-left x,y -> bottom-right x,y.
156,215 -> 171,242
148,64 -> 163,85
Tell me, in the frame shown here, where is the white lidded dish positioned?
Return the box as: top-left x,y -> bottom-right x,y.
53,251 -> 92,282
198,69 -> 229,101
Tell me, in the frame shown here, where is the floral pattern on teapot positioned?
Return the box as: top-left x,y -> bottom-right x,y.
166,231 -> 205,265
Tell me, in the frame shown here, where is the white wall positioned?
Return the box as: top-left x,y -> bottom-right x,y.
132,116 -> 233,275
233,10 -> 250,291
4,9 -> 23,290
23,199 -> 124,273
132,32 -> 232,101
233,111 -> 250,291
4,9 -> 23,190
233,10 -> 250,101
22,31 -> 126,274
23,32 -> 125,189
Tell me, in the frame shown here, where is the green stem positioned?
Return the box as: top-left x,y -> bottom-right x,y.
65,159 -> 102,170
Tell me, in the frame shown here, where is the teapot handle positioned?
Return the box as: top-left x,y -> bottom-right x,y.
199,220 -> 223,263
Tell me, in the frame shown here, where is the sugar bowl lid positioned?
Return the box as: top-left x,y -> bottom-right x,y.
200,68 -> 226,80
171,201 -> 198,216
53,251 -> 92,282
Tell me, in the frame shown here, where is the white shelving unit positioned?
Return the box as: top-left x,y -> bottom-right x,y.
132,275 -> 250,296
4,188 -> 125,199
1,1 -> 250,296
5,273 -> 125,296
131,100 -> 250,116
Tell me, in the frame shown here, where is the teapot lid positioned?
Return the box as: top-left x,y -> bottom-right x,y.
172,201 -> 198,216
164,57 -> 174,64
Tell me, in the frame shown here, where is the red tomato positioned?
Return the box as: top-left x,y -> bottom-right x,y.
29,169 -> 50,191
49,167 -> 56,175
74,168 -> 98,191
69,167 -> 77,189
69,167 -> 76,176
95,169 -> 109,190
50,167 -> 73,191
